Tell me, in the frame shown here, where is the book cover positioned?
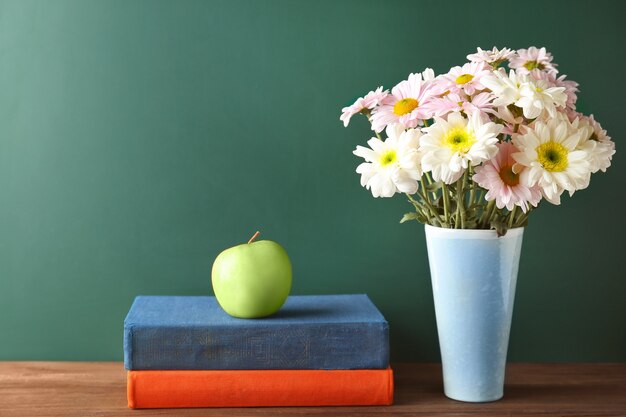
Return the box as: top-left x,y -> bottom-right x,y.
127,368 -> 394,408
124,294 -> 389,370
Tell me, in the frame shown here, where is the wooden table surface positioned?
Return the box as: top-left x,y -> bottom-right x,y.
0,362 -> 625,416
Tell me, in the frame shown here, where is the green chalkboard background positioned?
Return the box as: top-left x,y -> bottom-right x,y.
1,0 -> 625,362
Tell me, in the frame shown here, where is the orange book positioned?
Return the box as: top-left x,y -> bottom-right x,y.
127,368 -> 393,408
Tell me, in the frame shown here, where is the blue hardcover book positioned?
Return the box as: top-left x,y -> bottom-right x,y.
124,294 -> 389,370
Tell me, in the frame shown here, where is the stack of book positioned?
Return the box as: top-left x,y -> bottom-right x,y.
123,294 -> 393,408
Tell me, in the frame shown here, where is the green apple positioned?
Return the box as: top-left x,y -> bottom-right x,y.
211,231 -> 292,318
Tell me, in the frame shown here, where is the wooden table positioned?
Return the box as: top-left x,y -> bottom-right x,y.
0,362 -> 625,416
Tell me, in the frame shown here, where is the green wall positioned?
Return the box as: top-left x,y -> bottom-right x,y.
1,0 -> 625,362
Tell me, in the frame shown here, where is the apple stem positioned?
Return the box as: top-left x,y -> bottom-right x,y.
248,231 -> 261,244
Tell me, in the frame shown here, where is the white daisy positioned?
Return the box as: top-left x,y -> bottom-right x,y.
530,70 -> 579,111
483,69 -> 566,120
353,123 -> 423,198
493,105 -> 525,135
421,112 -> 503,184
482,69 -> 526,108
512,116 -> 591,205
571,114 -> 615,173
516,78 -> 566,119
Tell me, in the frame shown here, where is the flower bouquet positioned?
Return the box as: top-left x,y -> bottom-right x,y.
340,47 -> 615,402
341,46 -> 614,235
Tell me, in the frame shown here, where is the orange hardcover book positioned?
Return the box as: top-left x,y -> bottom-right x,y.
127,368 -> 394,408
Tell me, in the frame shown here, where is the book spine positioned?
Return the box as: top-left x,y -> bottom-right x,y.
127,368 -> 394,408
124,322 -> 389,370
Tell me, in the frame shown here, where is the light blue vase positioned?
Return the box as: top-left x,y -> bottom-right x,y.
424,224 -> 524,402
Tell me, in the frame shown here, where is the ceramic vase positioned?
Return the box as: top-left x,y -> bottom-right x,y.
424,224 -> 524,402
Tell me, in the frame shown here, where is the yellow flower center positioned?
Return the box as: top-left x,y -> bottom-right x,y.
523,61 -> 545,71
393,98 -> 419,116
379,150 -> 397,167
536,141 -> 569,172
455,74 -> 474,84
443,127 -> 475,153
499,164 -> 520,186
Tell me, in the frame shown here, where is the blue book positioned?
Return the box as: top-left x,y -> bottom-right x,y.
124,294 -> 389,370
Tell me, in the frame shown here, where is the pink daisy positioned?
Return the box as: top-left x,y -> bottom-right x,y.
425,73 -> 450,97
459,92 -> 496,116
473,142 -> 542,213
441,62 -> 491,95
340,86 -> 389,127
467,47 -> 515,67
370,73 -> 435,132
420,93 -> 459,117
509,46 -> 558,75
565,108 -> 582,124
422,92 -> 495,118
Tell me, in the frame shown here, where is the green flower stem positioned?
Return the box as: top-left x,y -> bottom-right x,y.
424,172 -> 438,200
441,183 -> 451,227
468,166 -> 475,208
406,193 -> 431,223
480,200 -> 496,228
410,185 -> 444,226
487,203 -> 500,228
514,207 -> 532,228
454,183 -> 461,229
476,189 -> 485,220
417,179 -> 433,215
365,115 -> 382,140
508,206 -> 517,228
476,189 -> 485,206
456,169 -> 469,229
